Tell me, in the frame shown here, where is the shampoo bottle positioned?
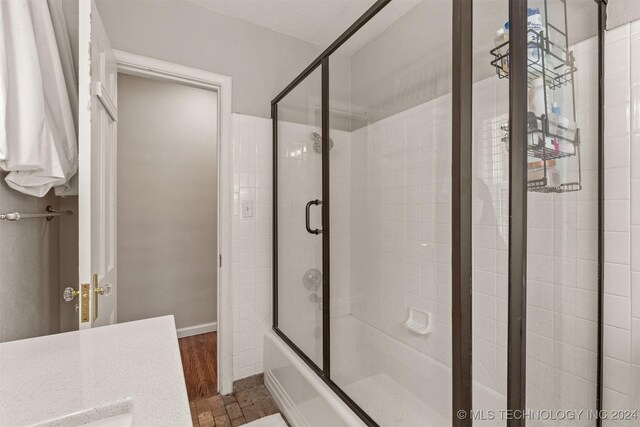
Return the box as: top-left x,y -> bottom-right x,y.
494,26 -> 509,73
527,8 -> 543,64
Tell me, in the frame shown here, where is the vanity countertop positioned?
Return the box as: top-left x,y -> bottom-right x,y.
0,315 -> 191,426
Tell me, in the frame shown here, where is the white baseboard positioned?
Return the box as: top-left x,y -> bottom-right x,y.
176,321 -> 217,338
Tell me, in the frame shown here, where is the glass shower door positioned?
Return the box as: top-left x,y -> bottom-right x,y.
525,0 -> 601,420
271,0 -> 604,424
274,66 -> 324,368
328,1 -> 454,425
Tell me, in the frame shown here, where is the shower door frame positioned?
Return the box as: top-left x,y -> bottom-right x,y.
507,0 -> 529,422
270,0 -> 606,426
271,2 -> 393,425
451,0 -> 474,424
597,3 -> 607,425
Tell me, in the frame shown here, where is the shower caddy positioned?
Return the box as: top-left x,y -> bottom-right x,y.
490,0 -> 582,193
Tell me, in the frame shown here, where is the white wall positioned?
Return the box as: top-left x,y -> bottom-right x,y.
94,0 -> 351,121
602,21 -> 640,424
608,0 -> 640,30
117,73 -> 218,331
0,181 -> 61,342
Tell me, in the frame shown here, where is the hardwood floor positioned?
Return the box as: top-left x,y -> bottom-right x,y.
179,332 -> 218,401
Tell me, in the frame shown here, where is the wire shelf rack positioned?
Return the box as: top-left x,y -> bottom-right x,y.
491,0 -> 583,194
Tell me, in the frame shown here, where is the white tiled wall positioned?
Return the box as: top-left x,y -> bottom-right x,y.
349,95 -> 453,367
467,21 -> 640,423
345,25 -> 605,422
602,21 -> 640,426
471,69 -> 509,403
346,40 -> 601,419
525,35 -> 600,424
231,114 -> 273,380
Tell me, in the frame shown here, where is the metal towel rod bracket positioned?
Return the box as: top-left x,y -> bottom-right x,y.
0,205 -> 73,222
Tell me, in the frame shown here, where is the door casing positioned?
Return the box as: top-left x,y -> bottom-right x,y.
114,50 -> 234,395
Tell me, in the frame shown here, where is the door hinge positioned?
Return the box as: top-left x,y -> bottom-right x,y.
219,254 -> 222,268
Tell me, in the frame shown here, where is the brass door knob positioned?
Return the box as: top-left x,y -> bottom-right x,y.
63,287 -> 80,302
95,283 -> 113,296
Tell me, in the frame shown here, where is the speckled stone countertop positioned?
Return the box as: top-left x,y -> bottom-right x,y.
0,315 -> 191,426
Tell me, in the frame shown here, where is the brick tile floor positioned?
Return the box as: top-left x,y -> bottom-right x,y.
189,374 -> 288,427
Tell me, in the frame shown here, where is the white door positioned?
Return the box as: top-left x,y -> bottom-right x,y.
77,0 -> 118,329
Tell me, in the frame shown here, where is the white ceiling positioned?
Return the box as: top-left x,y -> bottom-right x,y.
186,0 -> 423,55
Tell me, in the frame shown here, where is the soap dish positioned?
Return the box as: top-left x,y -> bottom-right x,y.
404,307 -> 432,335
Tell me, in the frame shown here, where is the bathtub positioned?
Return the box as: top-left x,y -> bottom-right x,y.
264,315 -> 505,427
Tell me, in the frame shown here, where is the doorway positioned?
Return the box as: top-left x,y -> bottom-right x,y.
113,51 -> 234,397
117,71 -> 219,400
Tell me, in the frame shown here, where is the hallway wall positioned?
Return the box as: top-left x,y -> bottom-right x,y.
117,74 -> 218,332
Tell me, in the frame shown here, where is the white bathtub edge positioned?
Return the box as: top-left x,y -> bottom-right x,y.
264,330 -> 366,427
265,366 -> 308,427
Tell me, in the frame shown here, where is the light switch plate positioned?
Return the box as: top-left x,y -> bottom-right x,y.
242,200 -> 254,218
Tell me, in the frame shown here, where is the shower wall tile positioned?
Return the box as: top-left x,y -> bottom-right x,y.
604,38 -> 632,398
606,200 -> 631,232
606,232 -> 631,265
345,23 -> 640,416
346,37 -> 604,408
606,263 -> 631,298
606,167 -> 631,201
471,74 -> 509,399
602,22 -> 640,425
231,113 -> 273,380
605,31 -> 630,75
349,96 -> 453,369
605,294 -> 632,330
631,18 -> 640,423
527,152 -> 600,416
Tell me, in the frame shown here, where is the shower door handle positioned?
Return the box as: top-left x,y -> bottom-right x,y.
305,199 -> 322,235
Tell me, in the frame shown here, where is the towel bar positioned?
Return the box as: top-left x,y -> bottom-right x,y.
0,205 -> 73,221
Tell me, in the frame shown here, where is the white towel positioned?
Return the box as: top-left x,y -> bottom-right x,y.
0,0 -> 77,197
